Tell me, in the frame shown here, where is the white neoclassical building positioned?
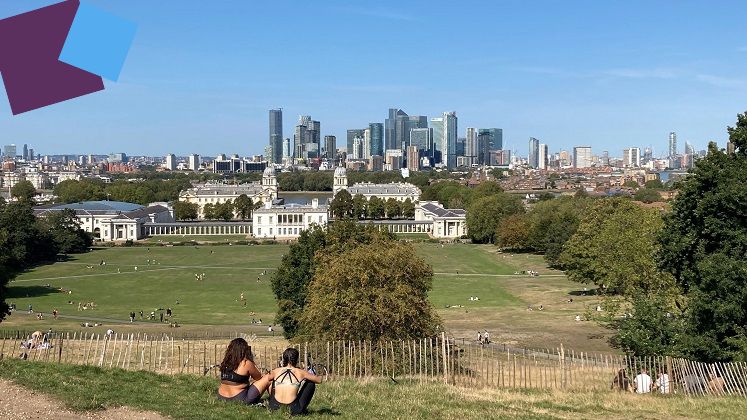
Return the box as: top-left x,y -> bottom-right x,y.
252,198 -> 328,239
332,166 -> 420,202
34,201 -> 174,242
415,201 -> 467,238
179,166 -> 278,218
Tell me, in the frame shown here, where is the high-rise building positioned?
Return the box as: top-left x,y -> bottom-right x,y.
456,137 -> 466,157
407,145 -> 420,171
164,154 -> 176,170
324,136 -> 337,160
573,146 -> 592,168
346,129 -> 365,154
623,147 -> 641,167
430,112 -> 457,169
188,154 -> 201,171
293,115 -> 320,159
385,149 -> 403,170
269,109 -> 283,164
282,138 -> 291,161
430,117 -> 444,164
385,108 -> 408,151
369,123 -> 384,157
29,148 -> 35,161
369,155 -> 384,172
352,136 -> 365,160
465,128 -> 477,165
528,137 -> 540,168
22,144 -> 28,160
538,143 -> 549,170
476,129 -> 501,165
685,141 -> 695,156
668,132 -> 677,158
363,128 -> 372,160
403,115 -> 427,150
108,153 -> 127,163
4,144 -> 17,159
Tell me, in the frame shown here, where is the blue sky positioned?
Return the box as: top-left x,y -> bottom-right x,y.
1,0 -> 746,158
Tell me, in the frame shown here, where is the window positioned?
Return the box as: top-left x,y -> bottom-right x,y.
269,228 -> 273,235
257,228 -> 261,235
257,216 -> 262,224
269,216 -> 273,223
318,215 -> 323,223
308,216 -> 312,223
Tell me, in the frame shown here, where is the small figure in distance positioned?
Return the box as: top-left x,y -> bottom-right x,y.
217,338 -> 271,405
611,368 -> 632,392
633,368 -> 653,394
267,348 -> 322,415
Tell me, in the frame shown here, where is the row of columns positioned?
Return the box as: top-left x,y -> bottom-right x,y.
378,223 -> 433,234
146,224 -> 252,236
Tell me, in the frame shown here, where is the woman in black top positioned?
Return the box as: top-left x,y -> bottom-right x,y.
217,338 -> 271,404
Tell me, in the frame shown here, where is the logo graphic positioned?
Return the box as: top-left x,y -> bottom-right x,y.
0,0 -> 136,115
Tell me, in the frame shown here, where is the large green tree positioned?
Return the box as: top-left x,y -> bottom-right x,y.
560,198 -> 673,296
39,209 -> 93,254
328,190 -> 353,219
466,193 -> 524,244
385,198 -> 401,219
367,196 -> 385,219
173,201 -> 199,221
11,180 -> 36,202
657,112 -> 747,362
215,200 -> 235,221
233,194 -> 254,220
299,241 -> 440,341
351,194 -> 367,219
525,196 -> 589,267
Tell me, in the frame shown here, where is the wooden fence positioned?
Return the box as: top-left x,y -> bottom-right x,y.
2,331 -> 746,397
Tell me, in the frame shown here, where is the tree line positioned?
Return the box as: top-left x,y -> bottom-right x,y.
53,177 -> 193,205
0,193 -> 92,323
328,190 -> 415,220
172,194 -> 259,221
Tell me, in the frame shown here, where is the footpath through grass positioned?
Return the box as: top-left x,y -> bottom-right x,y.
1,360 -> 745,419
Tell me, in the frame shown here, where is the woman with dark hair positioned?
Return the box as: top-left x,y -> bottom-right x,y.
611,368 -> 632,392
267,347 -> 322,415
217,338 -> 271,404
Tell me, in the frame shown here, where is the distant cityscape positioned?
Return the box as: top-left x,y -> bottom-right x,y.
1,107 -> 740,196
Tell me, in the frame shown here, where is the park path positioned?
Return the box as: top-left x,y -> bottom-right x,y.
0,379 -> 166,419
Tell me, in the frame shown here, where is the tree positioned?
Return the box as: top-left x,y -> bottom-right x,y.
560,198 -> 673,296
202,203 -> 216,220
466,193 -> 524,244
608,292 -> 685,357
401,198 -> 415,219
11,180 -> 36,202
298,241 -> 440,341
634,188 -> 662,203
385,198 -> 401,219
173,201 -> 199,221
497,214 -> 530,250
40,209 -> 93,254
351,194 -> 367,220
644,179 -> 664,190
525,196 -> 589,267
623,180 -> 640,189
656,112 -> 747,362
215,200 -> 235,221
328,190 -> 353,219
367,196 -> 385,219
233,194 -> 254,220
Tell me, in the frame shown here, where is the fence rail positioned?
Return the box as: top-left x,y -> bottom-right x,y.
1,332 -> 745,397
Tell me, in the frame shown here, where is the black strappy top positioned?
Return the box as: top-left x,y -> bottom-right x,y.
221,369 -> 249,384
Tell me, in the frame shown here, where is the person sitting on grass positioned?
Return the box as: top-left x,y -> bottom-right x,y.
267,348 -> 322,415
217,338 -> 271,405
611,368 -> 632,392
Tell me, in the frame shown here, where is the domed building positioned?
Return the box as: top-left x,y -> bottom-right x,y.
332,166 -> 420,202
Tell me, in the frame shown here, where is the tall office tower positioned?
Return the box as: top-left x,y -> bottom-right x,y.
282,138 -> 291,160
385,108 -> 408,151
188,154 -> 201,171
352,136 -> 365,160
685,141 -> 695,156
456,137 -> 466,157
430,116 -> 444,164
465,127 -> 478,165
29,148 -> 35,161
410,127 -> 433,165
623,147 -> 641,167
346,129 -> 365,154
668,132 -> 677,158
363,128 -> 372,160
528,137 -> 540,168
643,147 -> 653,161
573,146 -> 593,168
443,112 -> 457,169
476,129 -> 500,165
22,144 -> 28,160
324,136 -> 336,160
87,154 -> 94,164
269,109 -> 283,164
369,122 -> 384,157
4,144 -> 17,159
538,143 -> 549,169
293,122 -> 306,159
385,149 -> 403,170
407,145 -> 420,171
78,155 -> 86,166
164,154 -> 176,170
404,115 -> 428,149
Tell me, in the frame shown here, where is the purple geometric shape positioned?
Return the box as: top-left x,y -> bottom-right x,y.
0,0 -> 104,115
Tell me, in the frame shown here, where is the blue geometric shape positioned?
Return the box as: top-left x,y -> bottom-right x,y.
58,1 -> 136,81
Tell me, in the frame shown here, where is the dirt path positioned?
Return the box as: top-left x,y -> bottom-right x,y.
0,380 -> 166,419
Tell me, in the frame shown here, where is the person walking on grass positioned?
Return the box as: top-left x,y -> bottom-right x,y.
129,311 -> 136,323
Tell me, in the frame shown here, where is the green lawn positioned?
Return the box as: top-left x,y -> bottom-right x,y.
3,360 -> 745,419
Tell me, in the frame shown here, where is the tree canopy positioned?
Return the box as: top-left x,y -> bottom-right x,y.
466,193 -> 524,244
11,180 -> 36,202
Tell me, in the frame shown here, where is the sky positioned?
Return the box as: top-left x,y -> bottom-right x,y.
1,0 -> 746,158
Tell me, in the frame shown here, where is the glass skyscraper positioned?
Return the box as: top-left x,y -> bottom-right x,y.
269,109 -> 283,163
369,122 -> 384,157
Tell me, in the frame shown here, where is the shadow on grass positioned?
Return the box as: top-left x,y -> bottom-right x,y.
568,289 -> 601,296
309,407 -> 341,416
6,285 -> 60,299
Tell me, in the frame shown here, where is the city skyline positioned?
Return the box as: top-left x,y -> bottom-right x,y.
2,0 -> 746,156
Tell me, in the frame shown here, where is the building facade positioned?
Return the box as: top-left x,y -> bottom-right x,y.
252,199 -> 328,239
332,166 -> 420,201
179,167 -> 277,218
573,146 -> 593,168
414,201 -> 467,238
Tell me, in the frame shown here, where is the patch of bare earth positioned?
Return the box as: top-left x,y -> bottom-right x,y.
0,380 -> 165,419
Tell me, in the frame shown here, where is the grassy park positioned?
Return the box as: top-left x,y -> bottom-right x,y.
4,242 -> 611,352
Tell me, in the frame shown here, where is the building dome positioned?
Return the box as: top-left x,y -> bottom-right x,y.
263,166 -> 276,177
334,166 -> 347,177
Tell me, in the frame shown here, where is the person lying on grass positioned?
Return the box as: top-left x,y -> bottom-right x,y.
217,338 -> 271,405
267,348 -> 323,415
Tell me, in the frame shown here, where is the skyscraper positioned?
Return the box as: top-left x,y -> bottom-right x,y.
538,143 -> 548,169
430,117 -> 444,164
528,137 -> 540,168
385,108 -> 400,151
347,129 -> 365,154
165,154 -> 176,170
573,146 -> 592,168
443,112 -> 458,169
369,123 -> 384,157
465,128 -> 477,165
456,137 -> 466,157
188,154 -> 201,171
269,109 -> 283,164
477,129 -> 502,165
623,148 -> 641,167
407,145 -> 420,171
324,136 -> 337,160
4,144 -> 17,159
685,141 -> 695,156
22,144 -> 28,160
668,132 -> 677,158
283,138 -> 291,161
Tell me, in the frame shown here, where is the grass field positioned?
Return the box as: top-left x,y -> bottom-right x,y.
4,242 -> 611,352
3,360 -> 745,419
